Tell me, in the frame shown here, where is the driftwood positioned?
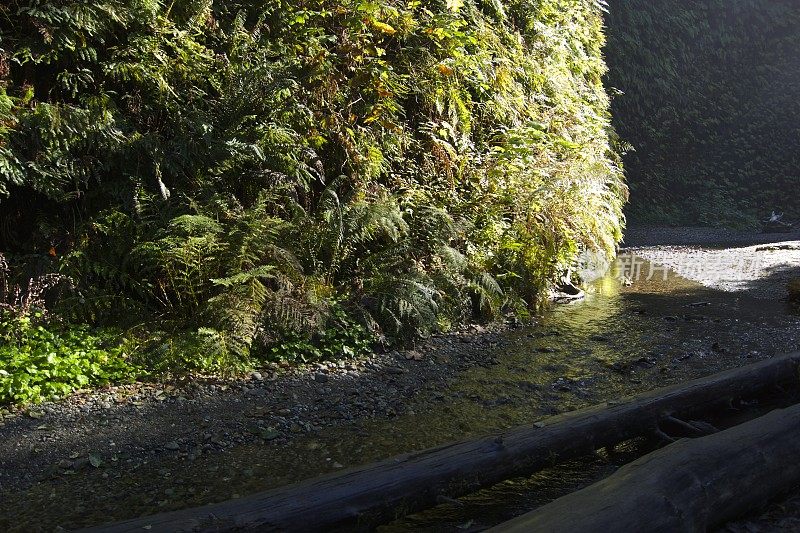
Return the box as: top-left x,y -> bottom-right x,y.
84,352 -> 800,533
490,402 -> 800,532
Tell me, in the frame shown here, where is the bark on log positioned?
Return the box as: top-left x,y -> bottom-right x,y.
84,352 -> 800,533
489,402 -> 800,532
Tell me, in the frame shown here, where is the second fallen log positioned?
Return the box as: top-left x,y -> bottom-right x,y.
85,352 -> 800,533
490,401 -> 800,532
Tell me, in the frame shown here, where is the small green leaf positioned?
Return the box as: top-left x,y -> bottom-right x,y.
260,427 -> 281,441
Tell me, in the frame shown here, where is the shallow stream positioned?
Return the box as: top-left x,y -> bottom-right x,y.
4,248 -> 800,531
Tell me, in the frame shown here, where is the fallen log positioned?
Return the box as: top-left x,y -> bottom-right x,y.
489,401 -> 800,532
84,352 -> 800,533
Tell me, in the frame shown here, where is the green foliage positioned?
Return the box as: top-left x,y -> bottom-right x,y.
605,0 -> 800,225
0,314 -> 135,405
267,304 -> 374,364
139,327 -> 252,377
0,0 -> 626,380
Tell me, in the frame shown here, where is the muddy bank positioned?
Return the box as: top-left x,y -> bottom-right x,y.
2,231 -> 800,531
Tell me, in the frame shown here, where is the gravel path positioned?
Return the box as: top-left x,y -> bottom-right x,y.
630,243 -> 800,299
0,324 -> 512,496
622,225 -> 800,301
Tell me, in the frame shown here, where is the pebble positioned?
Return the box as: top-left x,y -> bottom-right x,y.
72,457 -> 90,470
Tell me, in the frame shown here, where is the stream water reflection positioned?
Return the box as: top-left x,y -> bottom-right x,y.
211,253 -> 799,531
377,254 -> 800,530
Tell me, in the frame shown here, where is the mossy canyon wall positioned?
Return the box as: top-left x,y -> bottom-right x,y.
605,0 -> 800,226
0,1 -> 624,373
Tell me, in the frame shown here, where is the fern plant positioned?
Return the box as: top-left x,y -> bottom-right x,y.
1,0 -> 626,378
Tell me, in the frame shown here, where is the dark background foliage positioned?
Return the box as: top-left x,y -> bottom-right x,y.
605,0 -> 800,226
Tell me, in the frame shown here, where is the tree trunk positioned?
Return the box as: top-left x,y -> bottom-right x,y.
84,352 -> 800,533
490,402 -> 800,532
